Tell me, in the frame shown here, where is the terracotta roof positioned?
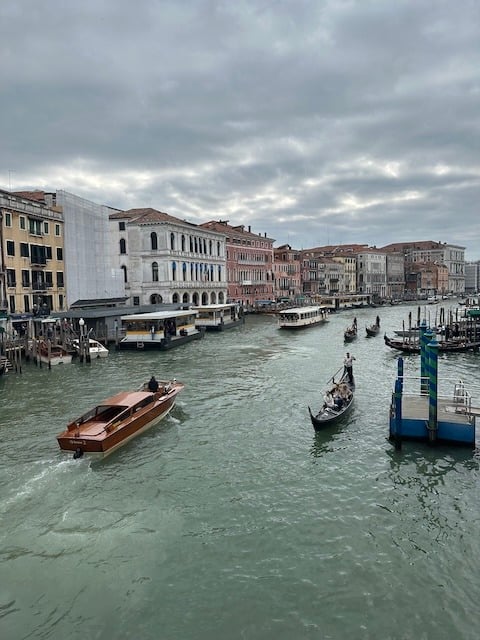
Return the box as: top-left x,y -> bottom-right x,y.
11,190 -> 46,203
200,220 -> 275,242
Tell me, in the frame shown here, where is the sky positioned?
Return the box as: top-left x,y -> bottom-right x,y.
1,0 -> 479,258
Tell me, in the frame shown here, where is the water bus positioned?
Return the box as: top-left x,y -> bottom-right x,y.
192,303 -> 244,331
278,306 -> 329,329
118,309 -> 204,351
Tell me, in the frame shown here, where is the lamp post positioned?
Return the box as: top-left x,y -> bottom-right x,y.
79,318 -> 85,363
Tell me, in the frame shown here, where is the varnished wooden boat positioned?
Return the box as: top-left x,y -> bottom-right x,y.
308,371 -> 355,430
37,340 -> 73,365
57,378 -> 184,458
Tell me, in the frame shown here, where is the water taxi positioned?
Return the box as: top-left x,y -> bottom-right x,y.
278,306 -> 329,329
57,378 -> 184,458
192,303 -> 244,331
118,309 -> 204,350
72,338 -> 109,358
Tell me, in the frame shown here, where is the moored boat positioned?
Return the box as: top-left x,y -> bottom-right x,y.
278,306 -> 329,329
308,369 -> 355,430
192,303 -> 244,331
57,378 -> 184,458
36,340 -> 73,365
72,338 -> 109,358
119,309 -> 204,350
384,333 -> 480,353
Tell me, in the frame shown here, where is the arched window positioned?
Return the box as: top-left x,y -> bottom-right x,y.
170,232 -> 175,250
194,237 -> 198,253
195,263 -> 199,280
152,262 -> 159,282
203,239 -> 207,254
150,293 -> 163,304
190,237 -> 193,252
210,292 -> 216,303
219,292 -> 225,303
202,292 -> 208,304
210,265 -> 214,281
182,262 -> 187,281
120,238 -> 126,254
151,232 -> 158,250
182,293 -> 189,304
209,240 -> 212,255
218,265 -> 222,280
172,292 -> 179,304
172,261 -> 177,281
121,265 -> 127,282
217,241 -> 221,256
181,235 -> 186,251
192,292 -> 199,305
190,263 -> 194,279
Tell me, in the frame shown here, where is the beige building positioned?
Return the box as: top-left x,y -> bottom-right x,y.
0,190 -> 66,317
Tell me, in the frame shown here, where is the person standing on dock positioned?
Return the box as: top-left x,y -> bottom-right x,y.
344,352 -> 356,384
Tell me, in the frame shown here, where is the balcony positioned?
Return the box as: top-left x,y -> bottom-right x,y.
30,257 -> 47,266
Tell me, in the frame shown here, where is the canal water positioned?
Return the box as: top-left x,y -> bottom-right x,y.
1,304 -> 480,640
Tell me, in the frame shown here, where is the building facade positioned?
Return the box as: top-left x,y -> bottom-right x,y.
110,208 -> 227,306
201,221 -> 275,306
273,244 -> 302,300
356,250 -> 387,298
0,189 -> 66,316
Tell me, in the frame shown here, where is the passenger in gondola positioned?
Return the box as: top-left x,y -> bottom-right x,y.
324,392 -> 335,410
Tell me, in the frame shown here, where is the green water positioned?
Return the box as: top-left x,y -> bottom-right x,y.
1,306 -> 480,640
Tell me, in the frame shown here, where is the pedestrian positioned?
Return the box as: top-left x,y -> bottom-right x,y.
344,352 -> 356,384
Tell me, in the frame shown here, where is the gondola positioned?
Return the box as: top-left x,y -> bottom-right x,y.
308,370 -> 355,430
366,316 -> 380,337
344,318 -> 358,342
383,334 -> 480,354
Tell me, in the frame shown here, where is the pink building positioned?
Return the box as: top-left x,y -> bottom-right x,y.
201,221 -> 275,306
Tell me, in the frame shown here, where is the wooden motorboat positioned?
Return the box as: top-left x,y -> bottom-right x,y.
384,334 -> 480,354
308,370 -> 355,430
36,340 -> 73,365
57,378 -> 184,458
72,338 -> 109,358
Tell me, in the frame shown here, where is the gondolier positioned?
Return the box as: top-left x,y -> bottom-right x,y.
344,352 -> 356,384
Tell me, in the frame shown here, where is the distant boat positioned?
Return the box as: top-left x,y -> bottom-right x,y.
36,341 -> 72,365
57,378 -> 184,458
72,338 -> 109,358
366,317 -> 380,337
278,306 -> 329,329
384,334 -> 480,353
344,318 -> 358,342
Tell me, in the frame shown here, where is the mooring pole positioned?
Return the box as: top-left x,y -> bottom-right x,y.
420,324 -> 432,395
393,376 -> 403,450
427,337 -> 439,444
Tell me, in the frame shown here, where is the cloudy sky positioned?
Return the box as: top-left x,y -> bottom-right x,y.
1,0 -> 479,257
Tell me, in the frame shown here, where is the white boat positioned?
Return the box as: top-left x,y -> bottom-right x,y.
278,306 -> 329,329
72,338 -> 109,358
36,341 -> 73,365
119,309 -> 204,351
192,303 -> 244,331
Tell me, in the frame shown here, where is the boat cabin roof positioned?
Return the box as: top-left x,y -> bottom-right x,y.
278,306 -> 325,315
120,309 -> 198,321
100,390 -> 154,407
192,303 -> 236,310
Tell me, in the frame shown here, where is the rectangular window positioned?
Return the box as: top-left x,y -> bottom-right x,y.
43,222 -> 49,234
59,294 -> 64,309
119,221 -> 126,231
55,224 -> 61,236
24,294 -> 30,313
5,212 -> 12,226
6,240 -> 15,256
21,270 -> 30,287
29,218 -> 42,235
20,242 -> 30,257
6,269 -> 16,287
57,272 -> 64,288
9,295 -> 15,313
56,247 -> 63,260
46,246 -> 52,260
30,245 -> 47,265
20,216 -> 26,230
133,296 -> 140,306
45,272 -> 53,288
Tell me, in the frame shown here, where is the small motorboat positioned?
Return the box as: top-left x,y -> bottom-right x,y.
36,341 -> 73,366
57,378 -> 184,458
308,369 -> 355,430
72,338 -> 109,358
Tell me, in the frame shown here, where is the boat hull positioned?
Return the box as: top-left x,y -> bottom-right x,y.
57,381 -> 184,458
308,372 -> 355,430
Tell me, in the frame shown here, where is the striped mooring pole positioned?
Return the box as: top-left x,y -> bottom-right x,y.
393,357 -> 404,450
420,323 -> 432,395
427,336 -> 439,444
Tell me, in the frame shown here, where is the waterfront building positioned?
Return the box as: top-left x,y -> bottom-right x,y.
405,262 -> 449,297
300,252 -> 345,297
273,244 -> 302,301
0,189 -> 66,322
200,221 -> 275,307
385,251 -> 405,299
465,261 -> 480,294
110,208 -> 227,306
13,190 -> 125,307
355,249 -> 387,298
381,241 -> 465,295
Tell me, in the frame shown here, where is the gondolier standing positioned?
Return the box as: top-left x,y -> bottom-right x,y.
344,352 -> 356,384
